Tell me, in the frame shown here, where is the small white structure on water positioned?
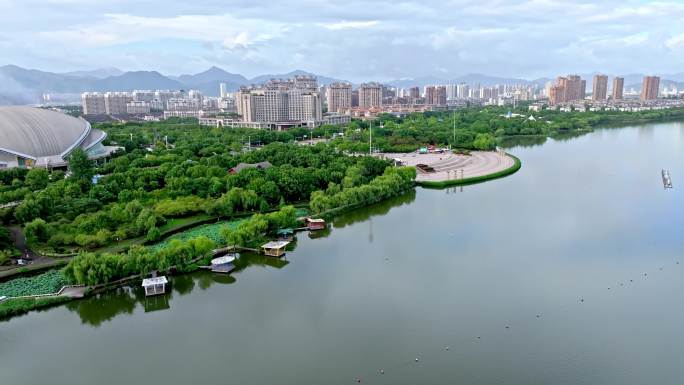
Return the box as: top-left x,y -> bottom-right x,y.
142,276 -> 168,297
262,240 -> 291,257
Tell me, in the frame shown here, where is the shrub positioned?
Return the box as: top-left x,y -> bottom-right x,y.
153,196 -> 208,217
24,218 -> 50,245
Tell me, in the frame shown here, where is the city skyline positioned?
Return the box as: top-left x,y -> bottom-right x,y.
2,0 -> 684,82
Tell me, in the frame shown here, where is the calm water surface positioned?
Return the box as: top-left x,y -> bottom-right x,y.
2,122 -> 684,385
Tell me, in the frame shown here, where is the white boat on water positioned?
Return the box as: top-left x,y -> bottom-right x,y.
662,169 -> 673,189
211,255 -> 237,266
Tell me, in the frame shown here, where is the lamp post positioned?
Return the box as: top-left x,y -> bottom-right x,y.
369,120 -> 373,155
452,110 -> 456,146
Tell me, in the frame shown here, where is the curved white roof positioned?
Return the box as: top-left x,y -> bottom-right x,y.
0,106 -> 92,159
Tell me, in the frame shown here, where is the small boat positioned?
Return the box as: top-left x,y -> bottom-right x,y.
662,169 -> 673,189
210,255 -> 237,274
211,255 -> 237,266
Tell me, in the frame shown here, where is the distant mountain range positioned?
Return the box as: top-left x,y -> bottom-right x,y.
1,64 -> 683,105
0,64 -> 352,105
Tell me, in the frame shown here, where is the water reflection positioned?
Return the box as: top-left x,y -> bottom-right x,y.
143,295 -> 170,313
65,287 -> 139,327
172,274 -> 195,295
59,191 -> 416,326
550,130 -> 589,142
64,252 -> 289,325
3,121 -> 684,385
498,135 -> 547,148
331,189 -> 416,229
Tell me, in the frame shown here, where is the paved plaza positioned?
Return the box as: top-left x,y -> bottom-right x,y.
381,151 -> 515,182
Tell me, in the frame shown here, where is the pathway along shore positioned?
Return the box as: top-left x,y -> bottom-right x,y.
382,150 -> 521,187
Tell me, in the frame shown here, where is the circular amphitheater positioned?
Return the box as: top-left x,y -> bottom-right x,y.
383,150 -> 518,184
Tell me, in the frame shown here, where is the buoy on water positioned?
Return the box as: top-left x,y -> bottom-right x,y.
380,369 -> 384,375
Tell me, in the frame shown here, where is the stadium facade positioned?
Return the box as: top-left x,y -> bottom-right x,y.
0,107 -> 116,169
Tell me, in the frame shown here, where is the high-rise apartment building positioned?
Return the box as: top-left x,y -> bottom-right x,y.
409,87 -> 420,102
445,84 -> 457,101
81,92 -> 106,115
612,77 -> 624,100
457,83 -> 469,99
132,90 -> 155,102
326,82 -> 352,113
155,90 -> 183,109
358,82 -> 383,108
425,86 -> 447,105
219,83 -> 228,98
236,76 -> 322,123
104,92 -> 133,115
592,74 -> 608,101
549,75 -> 584,104
126,101 -> 151,114
641,76 -> 660,100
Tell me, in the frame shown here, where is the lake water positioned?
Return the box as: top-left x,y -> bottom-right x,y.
2,122 -> 684,385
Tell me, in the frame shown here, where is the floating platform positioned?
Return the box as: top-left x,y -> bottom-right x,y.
262,240 -> 290,257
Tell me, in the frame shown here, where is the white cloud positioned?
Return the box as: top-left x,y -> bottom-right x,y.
39,13 -> 287,48
665,33 -> 684,49
2,0 -> 684,79
320,20 -> 379,30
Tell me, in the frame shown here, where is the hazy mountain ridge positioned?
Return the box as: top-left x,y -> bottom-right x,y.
1,64 -> 682,105
62,68 -> 124,79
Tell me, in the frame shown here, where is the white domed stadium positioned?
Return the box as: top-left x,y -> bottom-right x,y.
0,106 -> 116,169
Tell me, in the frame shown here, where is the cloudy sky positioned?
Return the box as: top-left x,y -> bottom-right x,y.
1,0 -> 683,81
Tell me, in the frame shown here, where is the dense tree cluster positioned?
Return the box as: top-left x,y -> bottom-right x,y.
221,205 -> 299,247
330,106 -> 684,153
63,236 -> 215,286
63,205 -> 299,285
0,120 -> 390,252
310,167 -> 416,214
0,227 -> 14,264
3,106 -> 683,254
